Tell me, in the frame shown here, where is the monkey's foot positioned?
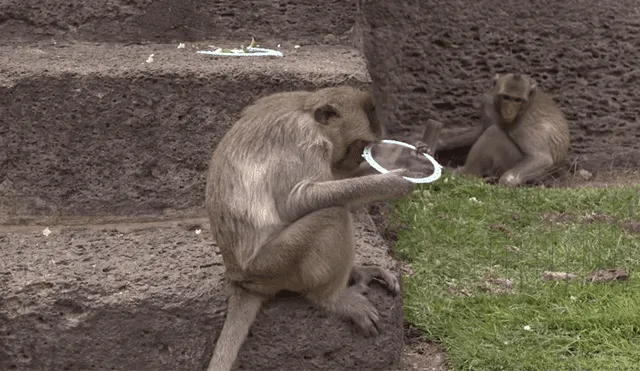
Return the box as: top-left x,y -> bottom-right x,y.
312,285 -> 381,337
349,265 -> 401,296
343,287 -> 381,337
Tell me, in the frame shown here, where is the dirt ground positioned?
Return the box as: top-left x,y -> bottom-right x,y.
369,199 -> 450,370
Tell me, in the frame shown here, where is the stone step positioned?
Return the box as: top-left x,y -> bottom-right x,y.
0,0 -> 358,45
0,210 -> 404,371
0,41 -> 370,224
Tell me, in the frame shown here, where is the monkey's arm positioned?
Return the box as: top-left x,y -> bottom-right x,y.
437,125 -> 485,151
284,174 -> 412,221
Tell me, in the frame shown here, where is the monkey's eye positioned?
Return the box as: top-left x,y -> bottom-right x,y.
501,95 -> 512,102
513,97 -> 523,103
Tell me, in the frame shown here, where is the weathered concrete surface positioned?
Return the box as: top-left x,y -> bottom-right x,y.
0,210 -> 404,371
0,0 -> 358,45
0,42 -> 370,223
358,0 -> 640,172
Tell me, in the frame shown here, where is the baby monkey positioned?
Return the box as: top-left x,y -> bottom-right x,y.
205,86 -> 415,371
425,73 -> 570,187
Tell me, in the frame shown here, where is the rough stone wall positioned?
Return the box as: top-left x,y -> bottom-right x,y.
358,0 -> 640,172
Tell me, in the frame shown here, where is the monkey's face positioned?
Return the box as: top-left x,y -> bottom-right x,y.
497,94 -> 526,124
312,87 -> 382,170
331,110 -> 381,171
492,73 -> 537,125
331,140 -> 366,172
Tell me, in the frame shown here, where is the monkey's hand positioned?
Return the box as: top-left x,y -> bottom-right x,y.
413,140 -> 435,157
350,265 -> 401,296
384,168 -> 418,194
498,173 -> 522,188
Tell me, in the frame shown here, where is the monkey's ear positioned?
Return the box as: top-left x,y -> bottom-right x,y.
314,104 -> 339,125
528,81 -> 538,99
492,74 -> 501,86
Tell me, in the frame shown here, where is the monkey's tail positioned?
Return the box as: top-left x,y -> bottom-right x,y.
207,283 -> 264,371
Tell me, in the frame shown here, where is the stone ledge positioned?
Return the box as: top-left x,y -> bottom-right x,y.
0,210 -> 404,370
0,0 -> 357,44
0,42 -> 370,223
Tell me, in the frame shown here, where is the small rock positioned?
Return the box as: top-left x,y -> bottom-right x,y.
585,268 -> 629,283
488,223 -> 508,232
576,78 -> 588,86
622,221 -> 640,233
323,34 -> 339,45
184,224 -> 202,231
400,262 -> 414,276
578,169 -> 593,180
0,178 -> 14,193
505,245 -> 520,253
541,271 -> 577,282
479,277 -> 514,294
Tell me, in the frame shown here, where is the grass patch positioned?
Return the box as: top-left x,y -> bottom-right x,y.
391,173 -> 640,371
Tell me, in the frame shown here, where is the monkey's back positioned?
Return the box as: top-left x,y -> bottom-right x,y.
205,98 -> 333,270
523,92 -> 571,164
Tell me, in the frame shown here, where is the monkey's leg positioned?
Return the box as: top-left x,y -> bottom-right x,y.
243,208 -> 350,279
459,125 -> 523,179
208,208 -> 354,371
349,265 -> 401,295
295,207 -> 383,336
206,284 -> 265,371
243,207 -> 387,337
500,154 -> 554,187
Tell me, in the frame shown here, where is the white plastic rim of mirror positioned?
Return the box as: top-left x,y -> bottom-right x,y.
197,46 -> 284,57
362,139 -> 443,184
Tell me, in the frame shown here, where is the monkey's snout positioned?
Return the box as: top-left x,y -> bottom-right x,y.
352,140 -> 372,152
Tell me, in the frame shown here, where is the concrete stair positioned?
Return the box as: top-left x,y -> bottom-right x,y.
0,42 -> 369,223
0,1 -> 406,370
1,212 -> 402,371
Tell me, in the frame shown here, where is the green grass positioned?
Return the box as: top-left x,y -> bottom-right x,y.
390,173 -> 640,371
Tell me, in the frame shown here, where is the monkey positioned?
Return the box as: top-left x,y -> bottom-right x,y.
204,86 -> 416,371
451,73 -> 570,187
